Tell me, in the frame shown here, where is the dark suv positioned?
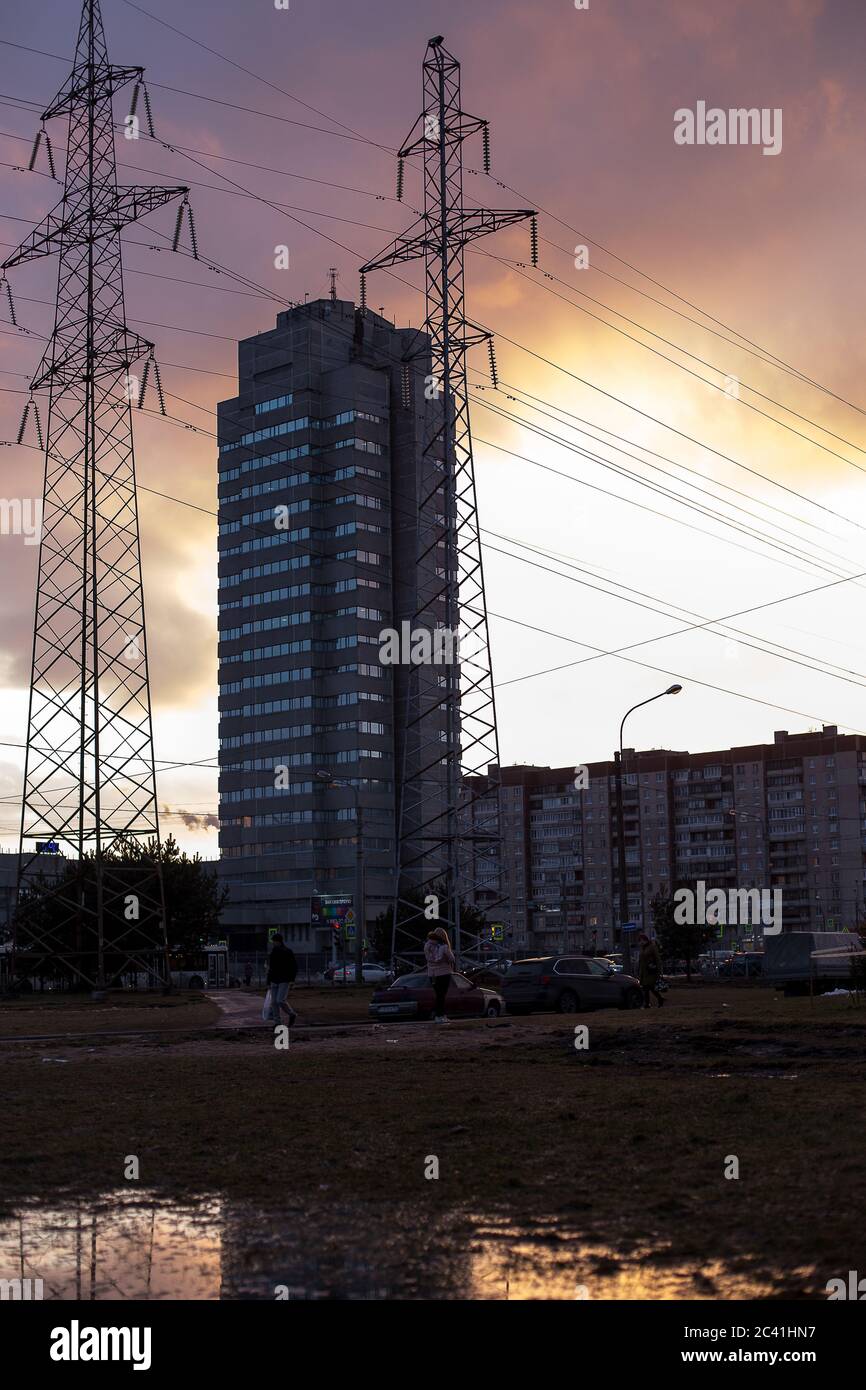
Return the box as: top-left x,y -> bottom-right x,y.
503,956 -> 643,1015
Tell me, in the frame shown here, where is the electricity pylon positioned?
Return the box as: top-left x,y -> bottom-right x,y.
2,0 -> 189,990
360,36 -> 534,964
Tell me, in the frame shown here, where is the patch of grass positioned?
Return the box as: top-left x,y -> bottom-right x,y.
0,991 -> 220,1037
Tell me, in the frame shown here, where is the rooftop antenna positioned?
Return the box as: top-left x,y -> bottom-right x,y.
328,266 -> 338,302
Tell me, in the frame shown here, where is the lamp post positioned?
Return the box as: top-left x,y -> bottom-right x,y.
615,685 -> 682,974
315,770 -> 365,983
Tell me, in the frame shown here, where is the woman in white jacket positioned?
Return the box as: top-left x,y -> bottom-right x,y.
424,926 -> 455,1023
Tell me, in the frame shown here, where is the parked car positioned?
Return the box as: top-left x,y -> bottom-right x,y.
369,970 -> 504,1021
464,961 -> 511,989
598,956 -> 623,973
329,962 -> 393,984
502,955 -> 643,1015
717,952 -> 764,978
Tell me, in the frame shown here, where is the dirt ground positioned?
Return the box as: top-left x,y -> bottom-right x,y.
1,981 -> 864,1296
0,983 -> 378,1037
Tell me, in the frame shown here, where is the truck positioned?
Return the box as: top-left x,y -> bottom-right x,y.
763,931 -> 863,996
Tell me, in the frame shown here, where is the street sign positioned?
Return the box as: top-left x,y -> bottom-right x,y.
311,894 -> 354,934
490,922 -> 504,942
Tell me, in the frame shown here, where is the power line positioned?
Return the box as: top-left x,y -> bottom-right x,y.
7,108 -> 866,480
106,9 -> 866,447
6,254 -> 863,602
476,167 -> 866,425
8,205 -> 861,588
476,397 -> 860,581
10,410 -> 866,710
482,375 -> 844,542
492,328 -> 866,538
485,532 -> 866,687
4,84 -> 864,557
489,603 -> 866,736
478,250 -> 866,477
118,0 -> 397,154
6,204 -> 843,585
6,69 -> 866,711
7,272 -> 862,606
4,28 -> 862,442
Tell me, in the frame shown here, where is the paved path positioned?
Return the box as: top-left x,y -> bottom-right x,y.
207,989 -> 269,1028
207,991 -> 384,1034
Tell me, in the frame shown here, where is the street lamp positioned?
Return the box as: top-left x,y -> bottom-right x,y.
315,769 -> 365,983
615,684 -> 683,974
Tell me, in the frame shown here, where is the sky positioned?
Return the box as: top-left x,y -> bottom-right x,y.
1,0 -> 865,855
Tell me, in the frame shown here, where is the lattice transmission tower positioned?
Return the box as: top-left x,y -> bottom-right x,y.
360,37 -> 535,963
2,0 -> 190,990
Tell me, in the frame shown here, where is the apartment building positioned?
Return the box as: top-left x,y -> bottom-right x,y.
472,725 -> 866,954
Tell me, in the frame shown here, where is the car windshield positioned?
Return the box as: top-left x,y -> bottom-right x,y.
392,972 -> 429,990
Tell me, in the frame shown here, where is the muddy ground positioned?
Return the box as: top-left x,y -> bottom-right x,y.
1,983 -> 863,1297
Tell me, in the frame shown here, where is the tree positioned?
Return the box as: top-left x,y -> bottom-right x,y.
651,889 -> 717,981
371,884 -> 491,967
12,836 -> 227,987
155,836 -> 228,951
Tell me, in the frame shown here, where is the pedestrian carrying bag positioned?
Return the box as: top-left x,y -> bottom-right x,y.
262,988 -> 273,1021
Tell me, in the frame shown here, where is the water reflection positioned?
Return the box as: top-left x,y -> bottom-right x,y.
0,1195 -> 222,1300
0,1191 -> 811,1300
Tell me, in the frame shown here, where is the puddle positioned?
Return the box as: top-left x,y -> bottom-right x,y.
708,1071 -> 800,1080
0,1191 -> 815,1300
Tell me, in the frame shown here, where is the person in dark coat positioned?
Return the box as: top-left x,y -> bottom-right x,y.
267,934 -> 298,1028
637,932 -> 664,1008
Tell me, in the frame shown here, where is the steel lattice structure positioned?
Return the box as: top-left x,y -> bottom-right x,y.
361,37 -> 533,962
2,0 -> 187,990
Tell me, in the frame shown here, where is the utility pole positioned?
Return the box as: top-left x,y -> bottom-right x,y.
316,771 -> 365,981
616,686 -> 683,974
360,36 -> 534,966
614,749 -> 630,969
3,0 -> 189,992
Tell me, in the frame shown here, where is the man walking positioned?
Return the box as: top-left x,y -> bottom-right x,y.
267,933 -> 298,1029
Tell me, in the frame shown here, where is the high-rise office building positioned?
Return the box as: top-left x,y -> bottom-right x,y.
217,298 -> 441,958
